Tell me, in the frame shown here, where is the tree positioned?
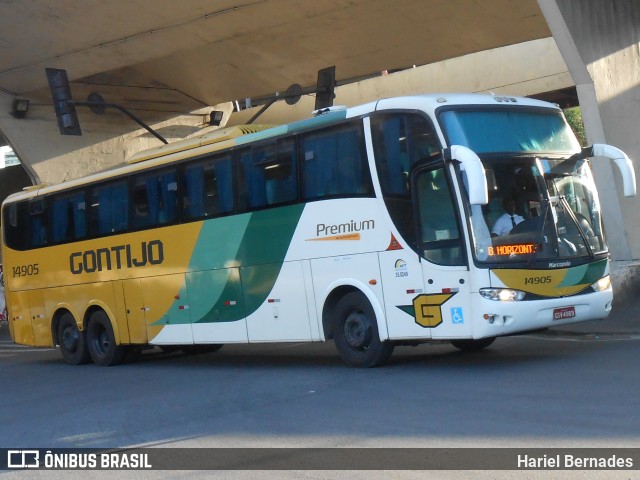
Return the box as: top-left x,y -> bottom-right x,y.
564,106 -> 587,146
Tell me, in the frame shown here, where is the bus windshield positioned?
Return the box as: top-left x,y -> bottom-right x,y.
468,156 -> 606,264
438,106 -> 606,264
440,108 -> 582,154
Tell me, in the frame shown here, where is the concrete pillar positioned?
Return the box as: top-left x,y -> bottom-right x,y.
538,0 -> 640,262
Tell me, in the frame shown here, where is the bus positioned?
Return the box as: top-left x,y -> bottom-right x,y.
1,94 -> 635,367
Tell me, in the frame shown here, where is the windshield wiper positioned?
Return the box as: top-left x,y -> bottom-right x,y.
558,195 -> 595,259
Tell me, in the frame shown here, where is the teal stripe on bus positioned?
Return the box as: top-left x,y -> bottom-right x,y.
152,204 -> 305,325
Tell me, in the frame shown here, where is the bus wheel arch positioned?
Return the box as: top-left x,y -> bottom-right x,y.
55,310 -> 90,365
322,283 -> 389,342
51,308 -> 68,346
323,287 -> 394,367
322,285 -> 357,340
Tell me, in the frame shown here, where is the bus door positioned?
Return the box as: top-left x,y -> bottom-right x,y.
411,164 -> 474,340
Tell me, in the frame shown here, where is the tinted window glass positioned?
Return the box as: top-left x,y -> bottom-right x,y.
237,139 -> 298,210
415,167 -> 464,266
440,108 -> 581,154
89,181 -> 130,235
133,169 -> 178,228
301,122 -> 372,199
29,198 -> 48,248
3,201 -> 28,250
183,154 -> 234,219
370,113 -> 440,247
371,113 -> 440,196
51,191 -> 87,243
266,138 -> 297,205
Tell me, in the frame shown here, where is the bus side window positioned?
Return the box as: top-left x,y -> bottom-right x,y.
301,122 -> 372,200
372,113 -> 440,196
237,140 -> 298,211
29,198 -> 48,248
51,191 -> 86,243
89,181 -> 130,235
132,168 -> 178,228
371,112 -> 440,248
265,138 -> 297,205
248,144 -> 271,208
182,155 -> 233,219
372,115 -> 408,195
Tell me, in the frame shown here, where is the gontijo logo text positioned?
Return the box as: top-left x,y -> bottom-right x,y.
308,219 -> 375,241
70,240 -> 164,274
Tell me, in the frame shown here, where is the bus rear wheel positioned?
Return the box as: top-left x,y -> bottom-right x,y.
450,337 -> 496,352
86,311 -> 126,366
58,312 -> 90,365
333,291 -> 394,368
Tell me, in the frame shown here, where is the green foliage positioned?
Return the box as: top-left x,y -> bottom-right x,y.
564,106 -> 587,146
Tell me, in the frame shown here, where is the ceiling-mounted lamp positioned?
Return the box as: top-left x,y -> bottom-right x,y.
209,110 -> 224,126
11,99 -> 30,119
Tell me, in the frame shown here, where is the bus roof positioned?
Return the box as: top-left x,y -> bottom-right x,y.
2,93 -> 560,205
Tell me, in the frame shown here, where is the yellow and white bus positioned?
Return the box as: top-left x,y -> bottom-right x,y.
2,94 -> 636,367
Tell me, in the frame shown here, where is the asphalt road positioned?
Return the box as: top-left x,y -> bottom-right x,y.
1,320 -> 639,479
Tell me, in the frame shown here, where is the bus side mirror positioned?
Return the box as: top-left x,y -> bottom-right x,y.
446,145 -> 488,206
591,144 -> 636,197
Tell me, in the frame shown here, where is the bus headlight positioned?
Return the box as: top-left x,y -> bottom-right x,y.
591,275 -> 611,292
480,288 -> 526,301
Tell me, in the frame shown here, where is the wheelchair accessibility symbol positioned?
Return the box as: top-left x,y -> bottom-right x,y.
451,307 -> 464,325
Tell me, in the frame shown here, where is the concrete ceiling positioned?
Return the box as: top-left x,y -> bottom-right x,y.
0,0 -> 551,113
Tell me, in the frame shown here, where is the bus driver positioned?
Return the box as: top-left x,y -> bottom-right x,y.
491,198 -> 524,237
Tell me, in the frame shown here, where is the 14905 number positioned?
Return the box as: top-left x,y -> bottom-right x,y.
524,275 -> 551,285
12,264 -> 39,277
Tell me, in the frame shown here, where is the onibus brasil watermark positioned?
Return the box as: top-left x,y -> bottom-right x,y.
6,450 -> 151,470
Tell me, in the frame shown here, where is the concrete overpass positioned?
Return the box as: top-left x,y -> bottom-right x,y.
0,1 -> 639,289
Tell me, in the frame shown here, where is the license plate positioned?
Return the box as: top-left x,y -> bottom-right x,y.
553,306 -> 576,320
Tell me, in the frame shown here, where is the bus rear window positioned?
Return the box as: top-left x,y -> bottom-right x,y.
3,202 -> 28,250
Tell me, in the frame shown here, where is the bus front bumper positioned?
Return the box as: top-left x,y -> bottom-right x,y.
470,287 -> 613,339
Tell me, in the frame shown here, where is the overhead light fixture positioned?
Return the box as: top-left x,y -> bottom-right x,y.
11,99 -> 30,119
209,110 -> 224,126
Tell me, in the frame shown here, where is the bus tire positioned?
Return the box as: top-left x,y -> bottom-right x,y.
451,337 -> 496,352
86,311 -> 126,366
57,312 -> 90,365
333,291 -> 394,368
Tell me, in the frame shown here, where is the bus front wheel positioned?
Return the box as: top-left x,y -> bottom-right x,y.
86,311 -> 127,366
333,291 -> 394,368
57,312 -> 90,365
